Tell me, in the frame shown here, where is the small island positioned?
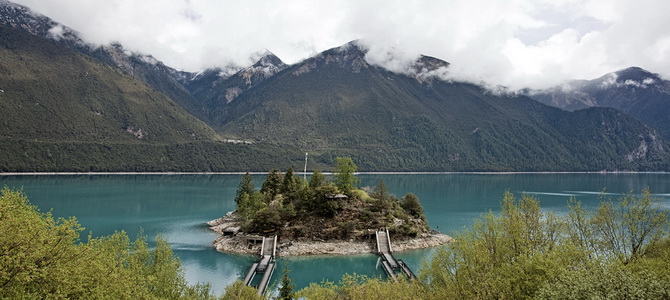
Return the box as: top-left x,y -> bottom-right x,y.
208,158 -> 452,257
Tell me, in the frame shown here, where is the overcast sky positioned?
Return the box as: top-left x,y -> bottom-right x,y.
13,0 -> 670,90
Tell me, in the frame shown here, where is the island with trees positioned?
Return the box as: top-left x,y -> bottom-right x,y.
208,157 -> 451,256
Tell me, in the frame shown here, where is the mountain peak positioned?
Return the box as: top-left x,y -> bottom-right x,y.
237,50 -> 287,86
250,49 -> 286,70
0,0 -> 76,41
596,66 -> 662,90
292,40 -> 369,75
614,66 -> 660,82
321,39 -> 368,59
408,55 -> 450,83
412,55 -> 449,72
333,39 -> 367,54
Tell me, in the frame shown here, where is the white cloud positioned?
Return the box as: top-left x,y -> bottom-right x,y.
46,24 -> 64,40
600,73 -> 618,89
11,0 -> 670,90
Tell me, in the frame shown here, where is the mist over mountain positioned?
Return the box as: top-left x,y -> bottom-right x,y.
1,1 -> 669,172
184,50 -> 287,124
529,67 -> 670,140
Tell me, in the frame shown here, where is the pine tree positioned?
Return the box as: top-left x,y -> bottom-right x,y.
261,169 -> 282,203
372,179 -> 390,203
333,157 -> 358,195
308,170 -> 325,189
278,263 -> 295,300
234,172 -> 255,206
281,166 -> 301,198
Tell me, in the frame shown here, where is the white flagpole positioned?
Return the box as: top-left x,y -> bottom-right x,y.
303,152 -> 308,181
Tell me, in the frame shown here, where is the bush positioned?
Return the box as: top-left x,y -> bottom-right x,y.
249,206 -> 284,234
0,188 -> 214,299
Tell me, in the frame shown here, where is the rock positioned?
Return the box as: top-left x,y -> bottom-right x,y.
208,211 -> 453,257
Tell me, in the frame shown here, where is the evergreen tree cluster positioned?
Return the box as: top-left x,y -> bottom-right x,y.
233,158 -> 429,239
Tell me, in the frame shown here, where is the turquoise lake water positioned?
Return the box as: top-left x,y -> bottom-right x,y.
1,173 -> 669,295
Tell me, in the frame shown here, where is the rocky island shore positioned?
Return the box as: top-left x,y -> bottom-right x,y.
213,161 -> 454,257
208,213 -> 453,256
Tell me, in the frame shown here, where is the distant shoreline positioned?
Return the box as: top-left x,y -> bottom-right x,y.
2,171 -> 668,176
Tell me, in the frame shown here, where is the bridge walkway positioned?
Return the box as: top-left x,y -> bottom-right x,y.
375,229 -> 417,281
242,235 -> 277,295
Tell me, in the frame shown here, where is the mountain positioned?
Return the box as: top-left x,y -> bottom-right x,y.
214,42 -> 669,171
0,0 -> 206,120
0,23 -> 304,172
529,67 -> 670,140
184,50 -> 287,126
1,1 -> 669,172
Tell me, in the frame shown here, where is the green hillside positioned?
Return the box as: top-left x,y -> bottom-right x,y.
0,25 -> 307,172
0,25 -> 220,144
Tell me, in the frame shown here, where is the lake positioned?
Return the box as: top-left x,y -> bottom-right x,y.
1,173 -> 669,295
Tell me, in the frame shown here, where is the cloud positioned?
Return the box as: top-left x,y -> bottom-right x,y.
11,0 -> 670,90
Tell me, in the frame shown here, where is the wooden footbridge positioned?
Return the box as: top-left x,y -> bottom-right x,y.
376,228 -> 416,281
242,235 -> 277,295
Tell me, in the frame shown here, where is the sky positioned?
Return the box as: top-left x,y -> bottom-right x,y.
12,0 -> 670,90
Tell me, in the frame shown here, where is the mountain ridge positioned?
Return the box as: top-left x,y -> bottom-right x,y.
1,1 -> 669,172
211,43 -> 669,171
529,66 -> 670,140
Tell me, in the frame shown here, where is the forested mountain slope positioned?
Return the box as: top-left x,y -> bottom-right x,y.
213,42 -> 669,171
0,25 -> 302,172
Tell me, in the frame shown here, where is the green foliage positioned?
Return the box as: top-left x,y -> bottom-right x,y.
296,274 -> 428,300
219,280 -> 265,300
333,157 -> 359,194
420,192 -> 578,299
370,179 -> 391,204
294,281 -> 339,300
401,193 -> 425,220
0,187 -> 214,299
235,172 -> 255,205
261,169 -> 282,203
278,263 -> 295,300
0,139 -> 307,173
308,170 -> 326,189
311,184 -> 341,218
570,188 -> 668,263
535,262 -> 670,299
237,191 -> 266,222
248,206 -> 284,234
281,167 -> 303,202
294,189 -> 669,299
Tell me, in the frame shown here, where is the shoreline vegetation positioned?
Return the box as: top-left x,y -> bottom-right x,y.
208,158 -> 453,257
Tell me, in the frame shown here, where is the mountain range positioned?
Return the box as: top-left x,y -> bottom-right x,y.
0,0 -> 668,172
527,67 -> 670,141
